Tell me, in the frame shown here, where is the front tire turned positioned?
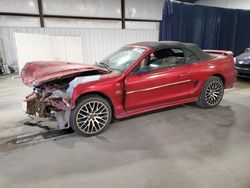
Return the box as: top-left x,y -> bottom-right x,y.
70,95 -> 112,137
197,76 -> 224,109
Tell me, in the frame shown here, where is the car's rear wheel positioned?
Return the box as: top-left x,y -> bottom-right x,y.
70,95 -> 112,137
197,76 -> 224,108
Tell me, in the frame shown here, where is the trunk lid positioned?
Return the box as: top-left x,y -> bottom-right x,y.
21,61 -> 107,86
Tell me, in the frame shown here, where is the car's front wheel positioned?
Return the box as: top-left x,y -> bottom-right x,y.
70,95 -> 112,137
197,76 -> 224,108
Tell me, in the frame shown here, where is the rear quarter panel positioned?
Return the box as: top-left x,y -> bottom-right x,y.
190,54 -> 236,97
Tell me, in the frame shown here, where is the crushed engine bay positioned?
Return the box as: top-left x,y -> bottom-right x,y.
23,71 -> 102,129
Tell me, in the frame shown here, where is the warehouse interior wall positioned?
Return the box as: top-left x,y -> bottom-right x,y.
196,0 -> 250,10
0,28 -> 159,70
0,0 -> 163,70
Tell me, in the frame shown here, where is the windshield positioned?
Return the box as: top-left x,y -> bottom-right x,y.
98,47 -> 146,73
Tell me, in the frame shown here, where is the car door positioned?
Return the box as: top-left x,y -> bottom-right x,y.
124,48 -> 195,111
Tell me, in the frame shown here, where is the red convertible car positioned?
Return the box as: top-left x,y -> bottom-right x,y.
21,41 -> 236,137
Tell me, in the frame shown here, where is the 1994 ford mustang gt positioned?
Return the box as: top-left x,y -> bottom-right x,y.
21,41 -> 236,137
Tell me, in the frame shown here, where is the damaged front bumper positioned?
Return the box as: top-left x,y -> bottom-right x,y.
20,61 -> 105,130
23,85 -> 71,130
22,75 -> 101,130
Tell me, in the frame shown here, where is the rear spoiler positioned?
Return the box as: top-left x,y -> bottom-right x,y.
203,50 -> 234,57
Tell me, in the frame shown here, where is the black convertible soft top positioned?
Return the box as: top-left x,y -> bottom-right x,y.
131,41 -> 212,60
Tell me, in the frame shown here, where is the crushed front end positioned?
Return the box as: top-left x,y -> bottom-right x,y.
23,82 -> 71,129
20,61 -> 105,130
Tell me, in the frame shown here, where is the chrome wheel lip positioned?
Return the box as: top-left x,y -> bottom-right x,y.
205,81 -> 223,106
76,101 -> 109,134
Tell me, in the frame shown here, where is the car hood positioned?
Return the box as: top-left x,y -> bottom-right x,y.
236,52 -> 250,63
21,61 -> 107,86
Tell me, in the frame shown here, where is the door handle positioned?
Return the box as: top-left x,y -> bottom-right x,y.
179,73 -> 189,79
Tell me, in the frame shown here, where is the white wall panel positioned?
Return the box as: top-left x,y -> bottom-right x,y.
0,0 -> 38,14
14,33 -> 83,70
43,0 -> 121,18
125,0 -> 163,19
44,18 -> 121,29
126,21 -> 160,30
78,29 -> 159,64
51,36 -> 66,60
14,33 -> 53,70
0,16 -> 40,27
64,37 -> 83,63
0,28 -> 159,71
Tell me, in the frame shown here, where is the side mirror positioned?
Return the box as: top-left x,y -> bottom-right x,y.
137,67 -> 150,74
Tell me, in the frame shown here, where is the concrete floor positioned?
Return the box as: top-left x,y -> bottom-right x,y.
0,75 -> 250,188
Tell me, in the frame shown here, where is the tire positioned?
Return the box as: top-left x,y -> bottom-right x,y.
70,95 -> 112,137
196,76 -> 224,109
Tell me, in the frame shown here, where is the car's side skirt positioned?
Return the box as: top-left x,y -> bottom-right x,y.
115,97 -> 198,119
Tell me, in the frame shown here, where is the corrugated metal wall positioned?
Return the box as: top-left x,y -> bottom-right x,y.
0,27 -> 159,67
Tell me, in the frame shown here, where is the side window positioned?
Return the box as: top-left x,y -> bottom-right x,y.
130,55 -> 151,74
131,48 -> 188,74
185,49 -> 199,63
168,48 -> 185,66
150,48 -> 186,70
